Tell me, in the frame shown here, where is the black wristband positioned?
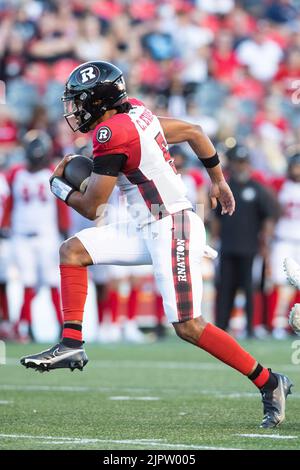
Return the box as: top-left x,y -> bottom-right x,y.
200,152 -> 220,169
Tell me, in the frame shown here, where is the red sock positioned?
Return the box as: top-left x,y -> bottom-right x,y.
155,294 -> 164,325
19,287 -> 36,324
0,283 -> 9,321
253,291 -> 263,327
107,290 -> 119,324
127,288 -> 138,321
249,366 -> 271,388
50,287 -> 63,325
290,290 -> 300,311
198,323 -> 272,389
60,265 -> 88,343
267,287 -> 278,330
198,323 -> 256,376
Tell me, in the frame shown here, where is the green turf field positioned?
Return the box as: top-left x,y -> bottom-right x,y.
0,337 -> 299,450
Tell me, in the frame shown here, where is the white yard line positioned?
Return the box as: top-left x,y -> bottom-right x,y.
6,357 -> 300,373
6,358 -> 225,370
236,433 -> 298,440
108,396 -> 160,401
0,400 -> 13,405
0,384 -> 151,394
0,384 -> 97,392
1,384 -> 299,399
0,433 -> 240,450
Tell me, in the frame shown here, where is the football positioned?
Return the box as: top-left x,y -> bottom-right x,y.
63,155 -> 93,193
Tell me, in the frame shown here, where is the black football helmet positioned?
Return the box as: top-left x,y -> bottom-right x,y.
62,61 -> 128,133
288,153 -> 300,182
23,130 -> 52,167
226,143 -> 249,162
288,153 -> 300,169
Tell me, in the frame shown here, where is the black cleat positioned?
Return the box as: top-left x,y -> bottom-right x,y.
20,342 -> 88,372
260,372 -> 293,429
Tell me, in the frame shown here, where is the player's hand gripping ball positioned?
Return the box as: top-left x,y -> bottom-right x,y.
63,155 -> 93,193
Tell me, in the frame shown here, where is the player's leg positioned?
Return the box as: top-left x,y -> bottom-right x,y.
21,222 -> 151,371
148,210 -> 293,428
0,283 -> 9,321
38,235 -> 63,328
284,253 -> 300,334
89,265 -> 116,343
123,266 -> 152,343
89,265 -> 108,325
0,237 -> 10,322
106,266 -> 128,342
0,237 -> 12,339
215,253 -> 237,331
12,236 -> 37,341
20,234 -> 90,370
94,283 -> 107,324
154,293 -> 166,338
126,275 -> 139,323
271,240 -> 294,339
58,225 -> 150,349
238,254 -> 255,337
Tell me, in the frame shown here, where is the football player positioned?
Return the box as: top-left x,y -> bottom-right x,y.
0,168 -> 11,332
284,256 -> 300,335
270,154 -> 300,338
6,130 -> 69,340
21,61 -> 293,428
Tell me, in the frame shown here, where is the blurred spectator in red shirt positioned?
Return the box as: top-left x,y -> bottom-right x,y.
275,49 -> 300,97
211,30 -> 240,84
0,106 -> 18,150
231,66 -> 265,103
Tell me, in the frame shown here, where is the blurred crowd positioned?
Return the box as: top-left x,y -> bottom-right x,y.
1,0 -> 300,343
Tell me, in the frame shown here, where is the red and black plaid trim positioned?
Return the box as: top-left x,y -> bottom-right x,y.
126,169 -> 169,220
171,210 -> 193,322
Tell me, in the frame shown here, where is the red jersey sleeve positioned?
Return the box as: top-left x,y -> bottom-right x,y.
92,112 -> 143,175
269,176 -> 285,193
92,116 -> 130,159
251,170 -> 268,186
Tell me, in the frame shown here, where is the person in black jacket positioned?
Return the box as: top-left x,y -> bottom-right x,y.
212,144 -> 277,337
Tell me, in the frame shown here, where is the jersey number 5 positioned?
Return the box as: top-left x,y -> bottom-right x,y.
155,132 -> 177,174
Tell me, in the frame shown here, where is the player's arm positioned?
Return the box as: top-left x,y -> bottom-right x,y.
50,154 -> 120,220
159,117 -> 215,154
67,173 -> 117,220
158,117 -> 235,216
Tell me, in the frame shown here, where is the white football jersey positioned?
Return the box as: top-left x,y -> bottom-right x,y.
275,179 -> 300,241
9,167 -> 59,236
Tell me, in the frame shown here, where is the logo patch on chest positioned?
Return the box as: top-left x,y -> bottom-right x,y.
96,127 -> 112,143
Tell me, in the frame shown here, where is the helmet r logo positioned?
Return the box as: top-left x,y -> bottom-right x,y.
96,127 -> 112,143
79,66 -> 97,84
